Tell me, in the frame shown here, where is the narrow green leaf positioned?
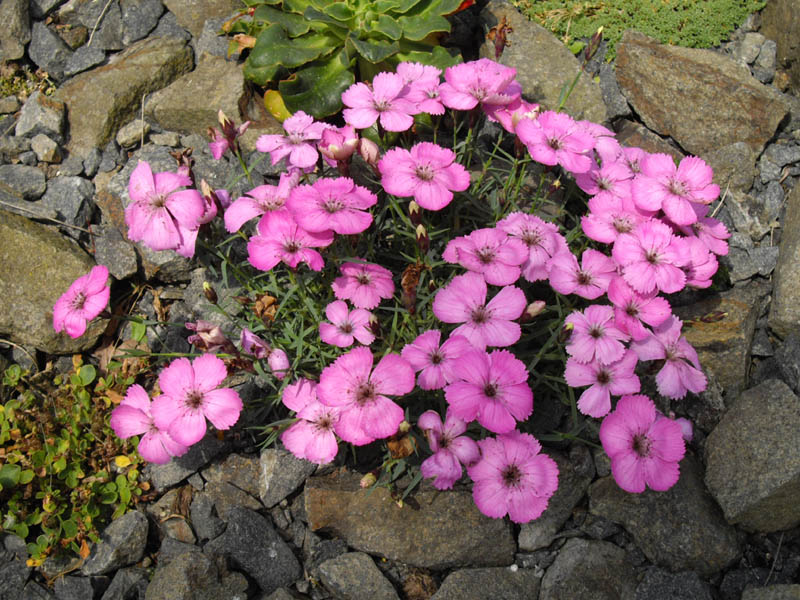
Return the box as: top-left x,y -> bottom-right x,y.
278,49 -> 356,118
253,5 -> 310,36
130,319 -> 146,343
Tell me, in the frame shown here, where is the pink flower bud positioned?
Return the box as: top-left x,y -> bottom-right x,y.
268,348 -> 290,380
358,138 -> 380,167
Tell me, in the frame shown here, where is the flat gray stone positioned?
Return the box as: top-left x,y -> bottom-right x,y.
145,433 -> 229,492
82,511 -> 149,576
769,183 -> 800,337
0,165 -> 46,200
145,551 -> 247,600
28,22 -> 72,81
260,448 -> 317,508
742,586 -> 800,600
0,0 -> 30,61
431,567 -> 541,600
64,45 -> 107,77
162,0 -> 240,38
634,567 -> 713,600
319,552 -> 400,600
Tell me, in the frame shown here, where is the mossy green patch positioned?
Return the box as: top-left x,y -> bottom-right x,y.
511,0 -> 766,61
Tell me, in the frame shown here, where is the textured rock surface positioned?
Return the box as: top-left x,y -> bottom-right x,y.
82,511 -> 149,576
760,0 -> 800,94
305,469 -> 515,569
144,551 -> 247,600
318,552 -> 400,600
705,379 -> 800,532
162,0 -> 240,38
769,184 -> 800,338
742,585 -> 800,600
589,456 -> 741,575
635,567 -> 713,600
616,31 -> 788,156
259,448 -> 317,508
478,0 -> 608,123
431,567 -> 541,600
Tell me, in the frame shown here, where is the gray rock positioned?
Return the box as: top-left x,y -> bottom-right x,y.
589,455 -> 741,575
146,488 -> 197,544
28,22 -> 73,81
150,132 -> 181,147
760,155 -> 783,185
760,0 -> 800,94
204,506 -> 301,595
703,142 -> 756,193
64,45 -> 107,77
116,119 -> 151,148
150,10 -> 192,42
742,586 -> 800,600
725,190 -> 773,241
723,246 -> 780,282
120,0 -> 165,45
755,39 -> 778,73
57,0 -> 123,51
318,552 -> 400,600
305,470 -> 515,569
761,181 -> 786,224
518,450 -> 592,551
83,148 -> 103,177
18,151 -> 37,166
0,165 -> 47,200
92,220 -> 139,281
100,567 -> 149,600
0,210 -> 105,353
0,536 -> 30,600
145,551 -> 247,600
737,32 -> 766,65
82,510 -> 149,576
706,379 -> 800,531
0,136 -> 31,161
752,327 -> 775,357
145,433 -> 230,492
193,18 -> 233,59
57,155 -> 86,177
15,91 -> 66,143
22,581 -> 54,600
635,567 -> 712,600
766,143 -> 800,168
0,96 -> 20,114
260,448 -> 317,508
616,31 -> 789,157
0,0 -> 30,61
769,184 -> 800,337
775,334 -> 800,393
431,567 -> 542,600
598,62 -> 631,120
189,492 -> 226,543
162,0 -> 241,38
539,538 -> 637,600
156,537 -> 201,567
54,576 -> 94,600
30,0 -> 62,19
478,0 -> 607,123
55,36 -> 193,155
182,267 -> 243,327
39,176 -> 95,234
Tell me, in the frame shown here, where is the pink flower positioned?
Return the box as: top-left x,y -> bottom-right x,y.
398,62 -> 445,115
110,384 -> 188,464
432,272 -> 526,350
317,346 -> 414,445
53,265 -> 110,339
151,354 -> 243,447
208,109 -> 249,160
401,330 -> 473,390
631,316 -> 707,399
319,300 -> 375,347
682,237 -> 718,289
318,125 -> 358,166
497,212 -> 566,282
565,305 -> 629,365
125,161 -> 204,256
564,351 -> 640,418
439,58 -> 521,112
256,111 -> 329,169
467,430 -> 559,523
632,154 -> 720,225
442,228 -> 528,286
548,249 -> 616,300
379,142 -> 470,211
224,172 -> 297,233
268,348 -> 290,380
576,120 -> 621,164
612,220 -> 688,295
186,320 -> 235,353
516,111 -> 595,174
342,72 -> 417,132
240,328 -> 271,359
676,205 -> 730,256
446,348 -> 533,434
332,261 -> 395,309
417,410 -> 480,490
247,211 -> 333,272
599,394 -> 686,493
491,98 -> 540,134
606,276 -> 672,341
581,192 -> 645,245
281,378 -> 340,464
287,177 -> 377,235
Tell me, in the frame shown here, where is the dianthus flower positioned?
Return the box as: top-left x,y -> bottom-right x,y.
151,355 -> 243,447
397,62 -> 445,115
224,171 -> 297,233
256,110 -> 329,169
599,394 -> 686,493
247,211 -> 333,272
548,248 -> 616,300
631,316 -> 706,399
332,261 -> 395,309
432,272 -> 526,350
467,430 -> 559,523
516,111 -> 595,174
606,276 -> 672,341
317,346 -> 414,445
379,142 -> 470,211
110,384 -> 188,464
574,160 -> 633,207
443,227 -> 528,286
632,154 -> 719,225
185,320 -> 235,354
53,265 -> 110,339
240,328 -> 271,359
682,237 -> 718,289
319,300 -> 375,348
565,305 -> 629,365
564,351 -> 640,418
208,109 -> 249,160
496,213 -> 566,282
401,330 -> 473,390
445,348 -> 533,434
125,161 -> 204,256
576,120 -> 621,164
342,72 -> 417,132
281,378 -> 341,464
612,220 -> 688,295
581,193 -> 645,245
268,348 -> 290,380
491,98 -> 540,134
439,58 -> 521,112
417,410 -> 480,490
317,125 -> 358,167
287,177 -> 377,235
676,204 -> 730,256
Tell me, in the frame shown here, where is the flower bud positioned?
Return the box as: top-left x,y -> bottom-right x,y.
558,320 -> 574,343
369,313 -> 381,337
415,224 -> 429,254
203,282 -> 218,305
358,138 -> 380,167
408,200 -> 423,226
585,26 -> 604,62
398,420 -> 411,434
520,300 -> 546,323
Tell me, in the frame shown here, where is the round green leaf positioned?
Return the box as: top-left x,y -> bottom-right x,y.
244,24 -> 334,86
0,464 -> 21,488
78,365 -> 96,386
61,518 -> 78,538
19,469 -> 34,485
253,5 -> 310,36
278,50 -> 356,119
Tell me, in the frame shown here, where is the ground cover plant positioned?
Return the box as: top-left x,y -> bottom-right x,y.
512,0 -> 766,60
21,46 -> 731,559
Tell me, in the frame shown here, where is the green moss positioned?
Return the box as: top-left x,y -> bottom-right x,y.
511,0 -> 766,61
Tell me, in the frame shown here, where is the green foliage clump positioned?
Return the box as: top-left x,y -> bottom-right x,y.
512,0 -> 766,61
0,359 -> 146,562
223,0 -> 464,118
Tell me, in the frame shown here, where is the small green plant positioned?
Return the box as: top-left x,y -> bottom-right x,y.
0,359 -> 147,562
513,0 -> 766,61
223,0 -> 466,118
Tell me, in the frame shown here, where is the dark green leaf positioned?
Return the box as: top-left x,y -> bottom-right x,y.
61,518 -> 78,538
19,469 -> 34,485
348,34 -> 399,63
278,49 -> 355,118
394,43 -> 461,70
253,5 -> 310,36
282,0 -> 315,13
0,464 -> 21,488
322,2 -> 354,21
78,365 -> 96,387
374,15 -> 402,40
13,523 -> 28,539
382,0 -> 424,15
243,24 -> 334,86
398,14 -> 451,41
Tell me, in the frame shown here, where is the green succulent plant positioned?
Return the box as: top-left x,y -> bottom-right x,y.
225,0 -> 467,118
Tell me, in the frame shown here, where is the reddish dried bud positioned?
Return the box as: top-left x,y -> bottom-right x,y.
415,224 -> 429,254
520,300 -> 546,323
203,282 -> 218,305
408,200 -> 423,226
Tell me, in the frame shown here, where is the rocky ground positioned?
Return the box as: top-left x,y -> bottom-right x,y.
2,0 -> 800,599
